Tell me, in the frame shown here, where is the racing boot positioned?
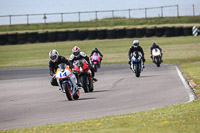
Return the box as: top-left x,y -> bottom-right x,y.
93,77 -> 98,82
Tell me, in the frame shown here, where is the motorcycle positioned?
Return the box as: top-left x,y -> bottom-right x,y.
90,52 -> 101,72
130,51 -> 143,77
54,63 -> 80,101
74,59 -> 94,93
152,48 -> 162,67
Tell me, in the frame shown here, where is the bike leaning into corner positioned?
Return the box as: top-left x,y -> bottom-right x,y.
54,63 -> 80,101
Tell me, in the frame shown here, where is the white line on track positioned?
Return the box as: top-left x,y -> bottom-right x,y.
175,66 -> 196,102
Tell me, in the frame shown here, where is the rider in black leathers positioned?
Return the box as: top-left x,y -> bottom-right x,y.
90,48 -> 103,62
150,42 -> 163,62
128,40 -> 145,68
49,49 -> 74,86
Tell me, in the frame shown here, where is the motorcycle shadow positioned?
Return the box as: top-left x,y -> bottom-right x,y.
91,89 -> 110,93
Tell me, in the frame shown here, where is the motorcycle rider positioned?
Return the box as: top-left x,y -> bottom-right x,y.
128,40 -> 145,68
49,49 -> 81,90
150,42 -> 163,62
69,46 -> 97,82
90,48 -> 103,62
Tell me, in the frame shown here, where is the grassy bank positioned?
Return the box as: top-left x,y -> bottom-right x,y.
0,36 -> 199,68
0,16 -> 200,33
1,36 -> 200,132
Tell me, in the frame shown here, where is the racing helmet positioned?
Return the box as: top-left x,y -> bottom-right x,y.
133,40 -> 139,47
152,42 -> 157,47
49,49 -> 59,62
94,48 -> 98,51
72,46 -> 80,57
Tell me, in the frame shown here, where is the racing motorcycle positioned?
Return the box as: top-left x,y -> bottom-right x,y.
152,48 -> 162,67
74,59 -> 94,93
130,51 -> 143,77
90,52 -> 101,72
54,63 -> 80,101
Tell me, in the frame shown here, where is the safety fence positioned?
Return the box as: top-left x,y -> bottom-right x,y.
0,26 -> 192,45
0,5 -> 183,25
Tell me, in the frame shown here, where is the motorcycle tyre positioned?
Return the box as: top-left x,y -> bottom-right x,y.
135,64 -> 140,77
81,76 -> 89,93
73,90 -> 80,100
63,83 -> 73,101
94,64 -> 97,72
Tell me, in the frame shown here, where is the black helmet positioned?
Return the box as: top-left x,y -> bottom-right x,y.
94,48 -> 98,51
152,42 -> 157,47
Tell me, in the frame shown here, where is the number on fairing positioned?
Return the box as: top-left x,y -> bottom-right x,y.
60,72 -> 67,78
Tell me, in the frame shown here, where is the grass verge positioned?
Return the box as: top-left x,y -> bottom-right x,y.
0,16 -> 200,33
1,36 -> 200,132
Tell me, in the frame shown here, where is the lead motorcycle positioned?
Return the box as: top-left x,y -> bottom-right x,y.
90,52 -> 101,72
130,51 -> 143,77
152,48 -> 162,67
54,63 -> 80,101
74,59 -> 94,93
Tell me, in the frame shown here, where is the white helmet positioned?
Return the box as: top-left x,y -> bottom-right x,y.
49,49 -> 59,62
133,40 -> 139,47
72,46 -> 80,57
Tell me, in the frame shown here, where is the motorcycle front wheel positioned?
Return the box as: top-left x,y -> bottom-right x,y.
63,83 -> 73,101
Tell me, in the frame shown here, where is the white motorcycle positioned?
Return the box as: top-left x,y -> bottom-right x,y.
54,63 -> 80,101
152,48 -> 162,67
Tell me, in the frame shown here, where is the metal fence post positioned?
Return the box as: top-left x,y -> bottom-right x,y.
161,6 -> 163,17
9,15 -> 12,26
128,9 -> 131,19
95,11 -> 98,21
112,10 -> 114,18
193,4 -> 195,16
27,14 -> 29,25
145,8 -> 147,19
177,5 -> 179,17
61,13 -> 63,23
78,12 -> 80,22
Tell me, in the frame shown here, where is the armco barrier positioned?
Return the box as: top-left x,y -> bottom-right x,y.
0,26 -> 194,45
18,33 -> 28,44
28,32 -> 38,43
0,34 -> 8,45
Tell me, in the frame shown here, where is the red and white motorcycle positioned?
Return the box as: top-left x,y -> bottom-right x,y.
152,48 -> 162,67
74,59 -> 94,93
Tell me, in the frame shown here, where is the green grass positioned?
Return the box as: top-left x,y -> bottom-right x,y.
1,36 -> 200,132
0,36 -> 199,68
0,16 -> 200,33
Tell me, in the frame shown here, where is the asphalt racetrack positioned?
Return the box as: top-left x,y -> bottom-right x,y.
0,64 -> 191,130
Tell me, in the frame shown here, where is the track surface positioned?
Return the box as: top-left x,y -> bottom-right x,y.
0,64 -> 190,130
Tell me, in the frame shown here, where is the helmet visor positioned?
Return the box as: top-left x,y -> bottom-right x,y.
50,55 -> 57,61
73,51 -> 79,56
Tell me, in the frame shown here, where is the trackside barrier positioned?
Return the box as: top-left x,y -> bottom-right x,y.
0,26 -> 193,45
